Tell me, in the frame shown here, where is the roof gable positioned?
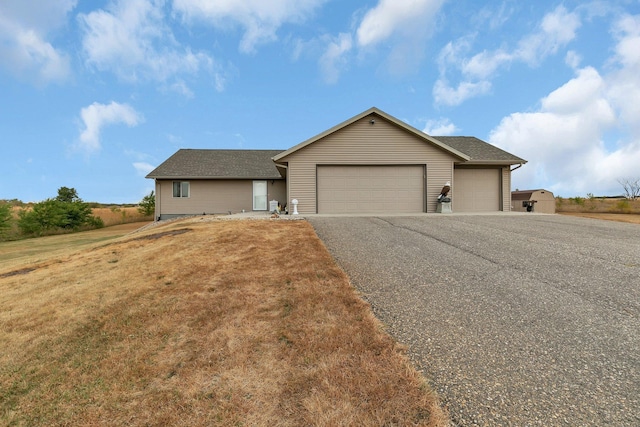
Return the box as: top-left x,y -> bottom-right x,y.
146,149 -> 284,179
273,107 -> 471,162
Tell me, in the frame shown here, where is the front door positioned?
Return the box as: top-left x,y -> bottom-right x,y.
253,180 -> 267,211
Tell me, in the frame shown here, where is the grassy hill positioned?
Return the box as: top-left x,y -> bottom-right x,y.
0,217 -> 447,426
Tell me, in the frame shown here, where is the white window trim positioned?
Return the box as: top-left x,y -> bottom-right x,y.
172,181 -> 190,198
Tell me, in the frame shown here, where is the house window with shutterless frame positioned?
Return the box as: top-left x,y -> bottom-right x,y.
172,181 -> 190,198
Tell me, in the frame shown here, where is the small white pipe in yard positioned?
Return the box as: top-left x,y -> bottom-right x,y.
291,199 -> 299,215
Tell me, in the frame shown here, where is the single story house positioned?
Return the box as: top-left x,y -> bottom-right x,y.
146,107 -> 527,218
511,189 -> 556,214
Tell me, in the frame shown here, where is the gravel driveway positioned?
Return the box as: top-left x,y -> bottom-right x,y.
308,214 -> 640,426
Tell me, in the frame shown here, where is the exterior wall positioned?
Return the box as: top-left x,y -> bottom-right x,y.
155,179 -> 286,219
534,190 -> 556,213
502,167 -> 511,212
282,115 -> 457,214
512,190 -> 555,214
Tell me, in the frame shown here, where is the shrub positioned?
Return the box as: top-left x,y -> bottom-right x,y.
60,200 -> 94,230
17,187 -> 104,237
570,196 -> 585,206
85,215 -> 105,229
137,191 -> 155,217
614,199 -> 631,213
0,202 -> 12,235
18,199 -> 65,236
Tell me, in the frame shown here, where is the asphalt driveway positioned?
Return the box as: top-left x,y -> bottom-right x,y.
308,214 -> 640,426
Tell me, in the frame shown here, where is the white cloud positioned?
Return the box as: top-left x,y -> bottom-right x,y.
0,0 -> 75,85
172,0 -> 327,54
356,0 -> 445,74
165,80 -> 194,98
565,50 -> 582,69
356,0 -> 445,48
514,6 -> 581,66
78,101 -> 143,153
0,0 -> 77,31
433,79 -> 491,107
436,37 -> 472,74
319,33 -> 353,84
133,162 -> 155,176
473,2 -> 514,31
490,55 -> 639,197
607,14 -> 640,135
610,14 -> 640,68
433,5 -> 582,106
423,118 -> 458,136
462,49 -> 511,80
541,67 -> 612,115
294,0 -> 445,83
79,0 -> 218,89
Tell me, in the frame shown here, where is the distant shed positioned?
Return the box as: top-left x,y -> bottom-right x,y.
511,189 -> 555,214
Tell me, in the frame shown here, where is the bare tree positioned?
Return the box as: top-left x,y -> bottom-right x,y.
618,177 -> 640,200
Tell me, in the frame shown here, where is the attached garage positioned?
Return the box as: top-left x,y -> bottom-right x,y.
271,109 -> 527,215
454,168 -> 501,212
317,165 -> 425,214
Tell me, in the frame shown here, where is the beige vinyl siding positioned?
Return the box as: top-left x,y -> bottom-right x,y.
502,167 -> 511,212
156,179 -> 286,218
281,115 -> 456,214
428,161 -> 454,212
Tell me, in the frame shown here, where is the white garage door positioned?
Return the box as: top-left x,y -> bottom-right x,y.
454,168 -> 501,212
317,165 -> 424,214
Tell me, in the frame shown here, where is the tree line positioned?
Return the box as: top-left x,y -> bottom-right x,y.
0,187 -> 155,241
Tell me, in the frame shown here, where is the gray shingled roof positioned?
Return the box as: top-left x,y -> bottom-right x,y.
147,137 -> 525,181
146,149 -> 285,179
434,136 -> 526,164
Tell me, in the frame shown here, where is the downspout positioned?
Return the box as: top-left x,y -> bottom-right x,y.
508,163 -> 524,212
155,179 -> 160,221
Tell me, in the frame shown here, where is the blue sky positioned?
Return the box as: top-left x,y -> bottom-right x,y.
1,0 -> 639,203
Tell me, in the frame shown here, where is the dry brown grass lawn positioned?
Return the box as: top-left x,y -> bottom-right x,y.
556,197 -> 640,214
92,207 -> 151,227
556,198 -> 640,224
0,222 -> 150,269
0,218 -> 447,426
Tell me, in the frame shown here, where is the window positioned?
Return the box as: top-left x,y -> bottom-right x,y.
173,181 -> 190,198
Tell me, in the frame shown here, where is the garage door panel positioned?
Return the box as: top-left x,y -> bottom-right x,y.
318,165 -> 424,214
454,169 -> 500,212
